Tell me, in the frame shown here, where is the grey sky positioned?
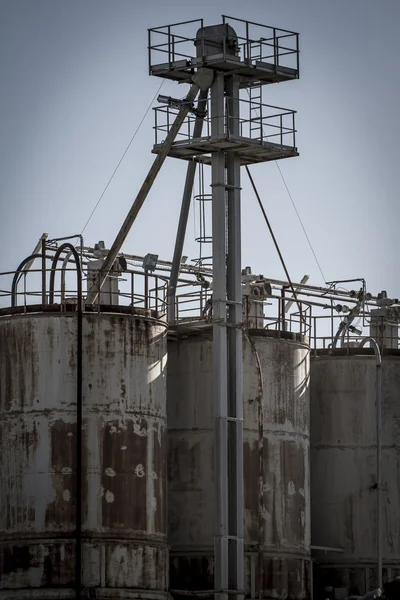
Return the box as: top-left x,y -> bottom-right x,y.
1,0 -> 399,297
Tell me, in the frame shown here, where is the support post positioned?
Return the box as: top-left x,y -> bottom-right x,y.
167,88 -> 209,324
211,72 -> 229,600
226,74 -> 244,599
358,337 -> 383,592
212,71 -> 244,600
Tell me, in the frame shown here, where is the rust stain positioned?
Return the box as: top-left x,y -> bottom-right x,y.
243,440 -> 259,543
101,419 -> 148,531
154,425 -> 166,534
0,312 -> 167,594
45,420 -> 76,528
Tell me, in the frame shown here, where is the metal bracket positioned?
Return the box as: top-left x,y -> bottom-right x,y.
158,94 -> 207,118
210,183 -> 242,190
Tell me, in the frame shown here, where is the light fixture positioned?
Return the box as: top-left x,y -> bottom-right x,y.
142,254 -> 158,272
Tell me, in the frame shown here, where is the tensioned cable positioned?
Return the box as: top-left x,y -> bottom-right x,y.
275,161 -> 326,282
80,79 -> 165,236
245,165 -> 305,326
245,86 -> 326,282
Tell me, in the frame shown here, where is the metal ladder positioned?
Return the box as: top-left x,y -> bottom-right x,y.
249,85 -> 263,141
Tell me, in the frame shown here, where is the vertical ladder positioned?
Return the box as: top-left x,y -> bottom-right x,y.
249,85 -> 262,141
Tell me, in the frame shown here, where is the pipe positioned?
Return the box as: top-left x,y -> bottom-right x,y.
357,337 -> 382,592
47,243 -> 83,598
244,332 -> 264,600
61,250 -> 73,302
167,88 -> 209,324
41,237 -> 47,306
86,83 -> 200,305
11,254 -> 43,308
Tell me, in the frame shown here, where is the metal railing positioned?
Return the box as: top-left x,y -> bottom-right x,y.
148,16 -> 299,75
153,96 -> 297,150
0,262 -> 168,318
2,248 -> 398,351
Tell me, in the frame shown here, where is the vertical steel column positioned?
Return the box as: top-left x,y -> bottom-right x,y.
211,71 -> 229,600
226,74 -> 244,598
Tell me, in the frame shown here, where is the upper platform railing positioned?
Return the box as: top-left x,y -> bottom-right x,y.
148,16 -> 299,87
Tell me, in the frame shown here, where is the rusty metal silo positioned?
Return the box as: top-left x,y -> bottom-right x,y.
167,329 -> 311,599
0,260 -> 168,598
311,353 -> 400,597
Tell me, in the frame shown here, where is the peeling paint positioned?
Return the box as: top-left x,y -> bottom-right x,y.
135,464 -> 146,478
105,490 -> 115,503
311,356 -> 400,595
167,333 -> 311,599
0,313 -> 168,595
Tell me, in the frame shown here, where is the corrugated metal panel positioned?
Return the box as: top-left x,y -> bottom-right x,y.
0,313 -> 168,598
167,332 -> 311,599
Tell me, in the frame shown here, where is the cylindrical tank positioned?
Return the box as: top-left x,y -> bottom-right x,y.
167,330 -> 311,599
310,354 -> 400,597
0,312 -> 168,599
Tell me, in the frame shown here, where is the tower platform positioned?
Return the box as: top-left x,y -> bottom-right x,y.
152,135 -> 298,165
152,97 -> 298,165
148,16 -> 299,88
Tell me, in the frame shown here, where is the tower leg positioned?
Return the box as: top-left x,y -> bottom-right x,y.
211,71 -> 244,600
226,74 -> 244,599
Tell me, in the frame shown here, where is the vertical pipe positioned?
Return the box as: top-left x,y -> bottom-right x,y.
131,273 -> 134,314
75,276 -> 83,600
376,362 -> 383,591
145,274 -> 149,309
357,337 -> 382,591
211,71 -> 229,600
47,243 -> 83,600
226,73 -> 244,599
245,333 -> 264,600
41,237 -> 47,306
281,287 -> 286,331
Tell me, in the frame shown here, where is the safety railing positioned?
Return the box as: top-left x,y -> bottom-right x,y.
148,18 -> 204,72
153,96 -> 297,150
311,313 -> 400,353
0,262 -> 168,318
173,286 -> 312,338
148,17 -> 299,76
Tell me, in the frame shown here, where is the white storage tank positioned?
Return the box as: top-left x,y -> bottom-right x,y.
311,353 -> 400,597
167,329 -> 311,599
0,310 -> 168,599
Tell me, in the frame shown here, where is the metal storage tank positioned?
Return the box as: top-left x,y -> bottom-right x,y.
0,310 -> 168,599
167,329 -> 311,599
310,353 -> 400,597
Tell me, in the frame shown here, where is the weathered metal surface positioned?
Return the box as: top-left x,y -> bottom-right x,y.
0,313 -> 168,598
310,355 -> 400,597
167,332 -> 311,599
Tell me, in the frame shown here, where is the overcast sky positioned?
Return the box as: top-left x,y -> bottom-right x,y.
1,0 -> 399,298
